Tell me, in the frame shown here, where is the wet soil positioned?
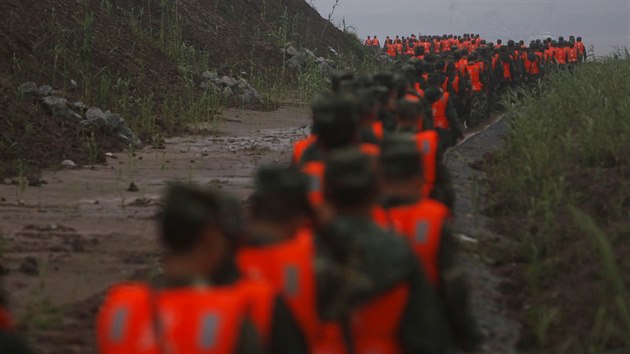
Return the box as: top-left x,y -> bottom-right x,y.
446,117 -> 522,354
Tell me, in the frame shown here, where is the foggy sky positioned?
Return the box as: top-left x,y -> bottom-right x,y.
309,0 -> 630,54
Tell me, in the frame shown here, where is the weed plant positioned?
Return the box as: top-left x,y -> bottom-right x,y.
489,50 -> 630,353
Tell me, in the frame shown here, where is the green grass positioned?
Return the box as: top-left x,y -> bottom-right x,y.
489,51 -> 630,353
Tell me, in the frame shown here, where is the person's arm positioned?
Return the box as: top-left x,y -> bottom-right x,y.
399,261 -> 455,354
437,225 -> 483,352
235,319 -> 264,354
269,297 -> 309,354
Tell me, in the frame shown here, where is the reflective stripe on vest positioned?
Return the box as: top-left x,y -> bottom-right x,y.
415,130 -> 438,198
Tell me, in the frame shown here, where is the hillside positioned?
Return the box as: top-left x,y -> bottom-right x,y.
0,0 -> 365,177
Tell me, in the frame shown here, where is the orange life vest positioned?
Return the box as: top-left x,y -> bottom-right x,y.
237,231 -> 319,344
467,64 -> 483,92
395,43 -> 403,54
0,306 -> 13,331
372,205 -> 394,230
97,282 -> 267,354
433,40 -> 441,53
544,48 -> 554,63
415,130 -> 439,198
386,200 -> 450,287
491,54 -> 499,70
292,135 -> 317,165
349,284 -> 410,354
442,75 -> 460,95
502,59 -> 512,80
455,59 -> 468,75
301,144 -> 379,207
555,47 -> 567,64
372,39 -> 380,47
432,92 -> 450,129
372,121 -> 384,140
524,56 -> 541,75
567,47 -> 579,63
386,44 -> 396,57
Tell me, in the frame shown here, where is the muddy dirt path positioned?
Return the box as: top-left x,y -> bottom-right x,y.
0,105 -> 518,353
446,117 -> 521,353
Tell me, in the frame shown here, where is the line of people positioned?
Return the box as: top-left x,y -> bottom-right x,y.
92,37 -> 499,351
0,32 -> 591,354
368,33 -> 587,127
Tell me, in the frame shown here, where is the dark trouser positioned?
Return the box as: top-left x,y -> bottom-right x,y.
437,128 -> 456,150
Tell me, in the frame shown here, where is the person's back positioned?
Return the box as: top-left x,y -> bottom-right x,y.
97,185 -> 307,354
378,139 -> 483,352
320,149 -> 454,354
237,167 -> 328,351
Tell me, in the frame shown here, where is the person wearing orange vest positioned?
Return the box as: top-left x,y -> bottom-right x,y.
298,94 -> 379,207
0,285 -> 35,354
523,49 -> 544,82
395,39 -> 404,55
371,35 -> 380,47
321,148 -> 454,354
399,64 -> 434,131
379,138 -> 483,352
394,98 -> 454,208
364,36 -> 372,46
494,47 -> 516,93
554,42 -> 568,67
356,88 -> 385,145
425,75 -> 465,149
386,41 -> 397,57
238,166 -> 357,353
567,42 -> 580,70
96,184 -> 308,354
292,71 -> 356,167
466,53 -> 489,126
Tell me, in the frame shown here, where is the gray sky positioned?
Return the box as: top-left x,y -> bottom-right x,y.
309,0 -> 630,54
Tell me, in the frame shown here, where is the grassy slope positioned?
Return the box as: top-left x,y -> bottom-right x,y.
0,0 -> 367,177
487,57 -> 630,353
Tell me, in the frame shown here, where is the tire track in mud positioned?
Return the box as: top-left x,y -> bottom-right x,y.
446,116 -> 521,353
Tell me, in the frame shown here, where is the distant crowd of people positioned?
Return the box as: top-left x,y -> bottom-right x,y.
365,33 -> 587,127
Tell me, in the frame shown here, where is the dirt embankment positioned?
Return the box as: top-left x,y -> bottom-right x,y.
0,0 -> 362,178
